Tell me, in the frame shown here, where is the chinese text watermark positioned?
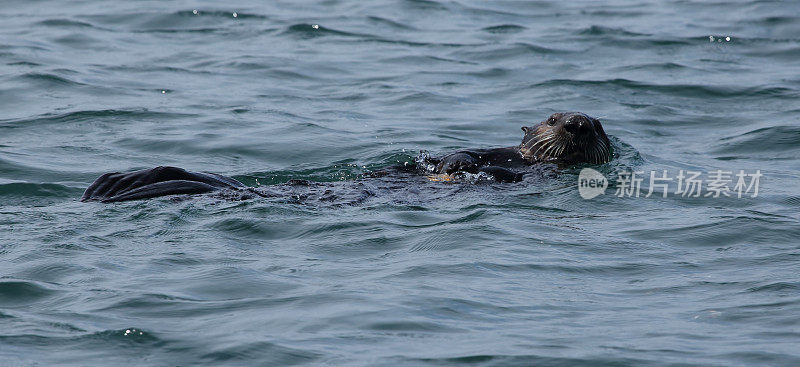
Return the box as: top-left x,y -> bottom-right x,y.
578,169 -> 761,199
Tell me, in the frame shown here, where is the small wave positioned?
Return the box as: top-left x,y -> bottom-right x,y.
201,341 -> 320,365
580,9 -> 648,17
716,125 -> 800,154
0,182 -> 76,198
209,218 -> 303,239
135,27 -> 224,34
588,36 -> 693,48
613,62 -> 693,72
52,33 -> 107,49
530,78 -> 798,99
282,23 -> 365,39
389,91 -> 462,105
747,15 -> 800,26
452,42 -> 570,61
746,282 -> 800,294
0,109 -> 196,127
37,19 -> 97,28
367,16 -> 416,30
368,38 -> 482,48
402,0 -> 448,11
15,263 -> 93,283
282,23 -> 478,48
0,280 -> 57,307
15,72 -> 85,87
393,261 -> 651,278
366,320 -> 465,332
466,67 -> 511,78
575,25 -> 695,48
744,45 -> 800,60
622,215 -> 800,247
6,61 -> 41,67
784,196 -> 800,207
579,25 -> 648,37
481,24 -> 527,34
380,55 -> 476,65
85,10 -> 264,33
411,354 -> 651,366
174,10 -> 267,20
1,327 -> 160,346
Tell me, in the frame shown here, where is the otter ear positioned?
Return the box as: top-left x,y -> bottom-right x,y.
521,126 -> 530,133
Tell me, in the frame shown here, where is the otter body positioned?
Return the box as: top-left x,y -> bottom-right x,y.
81,112 -> 611,203
424,112 -> 611,182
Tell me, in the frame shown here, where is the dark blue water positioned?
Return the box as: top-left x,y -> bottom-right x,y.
2,0 -> 800,365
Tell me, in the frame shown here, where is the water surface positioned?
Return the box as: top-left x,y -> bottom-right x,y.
2,0 -> 800,366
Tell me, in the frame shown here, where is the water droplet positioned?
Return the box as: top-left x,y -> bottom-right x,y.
725,36 -> 731,41
233,12 -> 238,18
161,90 -> 166,94
192,9 -> 198,15
312,24 -> 319,29
709,36 -> 714,42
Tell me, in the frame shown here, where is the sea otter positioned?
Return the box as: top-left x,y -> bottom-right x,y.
81,112 -> 611,203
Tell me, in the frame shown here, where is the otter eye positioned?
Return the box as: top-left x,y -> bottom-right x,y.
547,117 -> 556,126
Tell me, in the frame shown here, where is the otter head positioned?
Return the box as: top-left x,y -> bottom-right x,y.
519,112 -> 612,164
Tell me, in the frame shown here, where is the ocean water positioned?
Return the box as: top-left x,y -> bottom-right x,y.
2,0 -> 800,365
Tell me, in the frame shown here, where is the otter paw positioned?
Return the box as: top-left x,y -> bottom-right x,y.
435,153 -> 480,174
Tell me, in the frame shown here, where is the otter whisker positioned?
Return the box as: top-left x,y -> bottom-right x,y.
598,141 -> 610,162
597,144 -> 609,163
525,136 -> 551,152
521,140 -> 543,158
556,140 -> 568,157
528,136 -> 555,157
535,136 -> 556,153
522,133 -> 553,153
542,140 -> 562,160
541,144 -> 554,160
531,145 -> 551,160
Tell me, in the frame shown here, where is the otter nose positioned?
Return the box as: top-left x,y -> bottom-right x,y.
563,116 -> 590,135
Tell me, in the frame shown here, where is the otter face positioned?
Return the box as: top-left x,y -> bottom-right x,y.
519,112 -> 612,164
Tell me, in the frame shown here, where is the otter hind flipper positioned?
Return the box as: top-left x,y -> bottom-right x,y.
98,180 -> 220,202
81,166 -> 245,202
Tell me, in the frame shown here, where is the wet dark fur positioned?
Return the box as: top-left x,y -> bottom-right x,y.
81,112 -> 611,203
518,112 -> 611,165
427,112 -> 611,180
